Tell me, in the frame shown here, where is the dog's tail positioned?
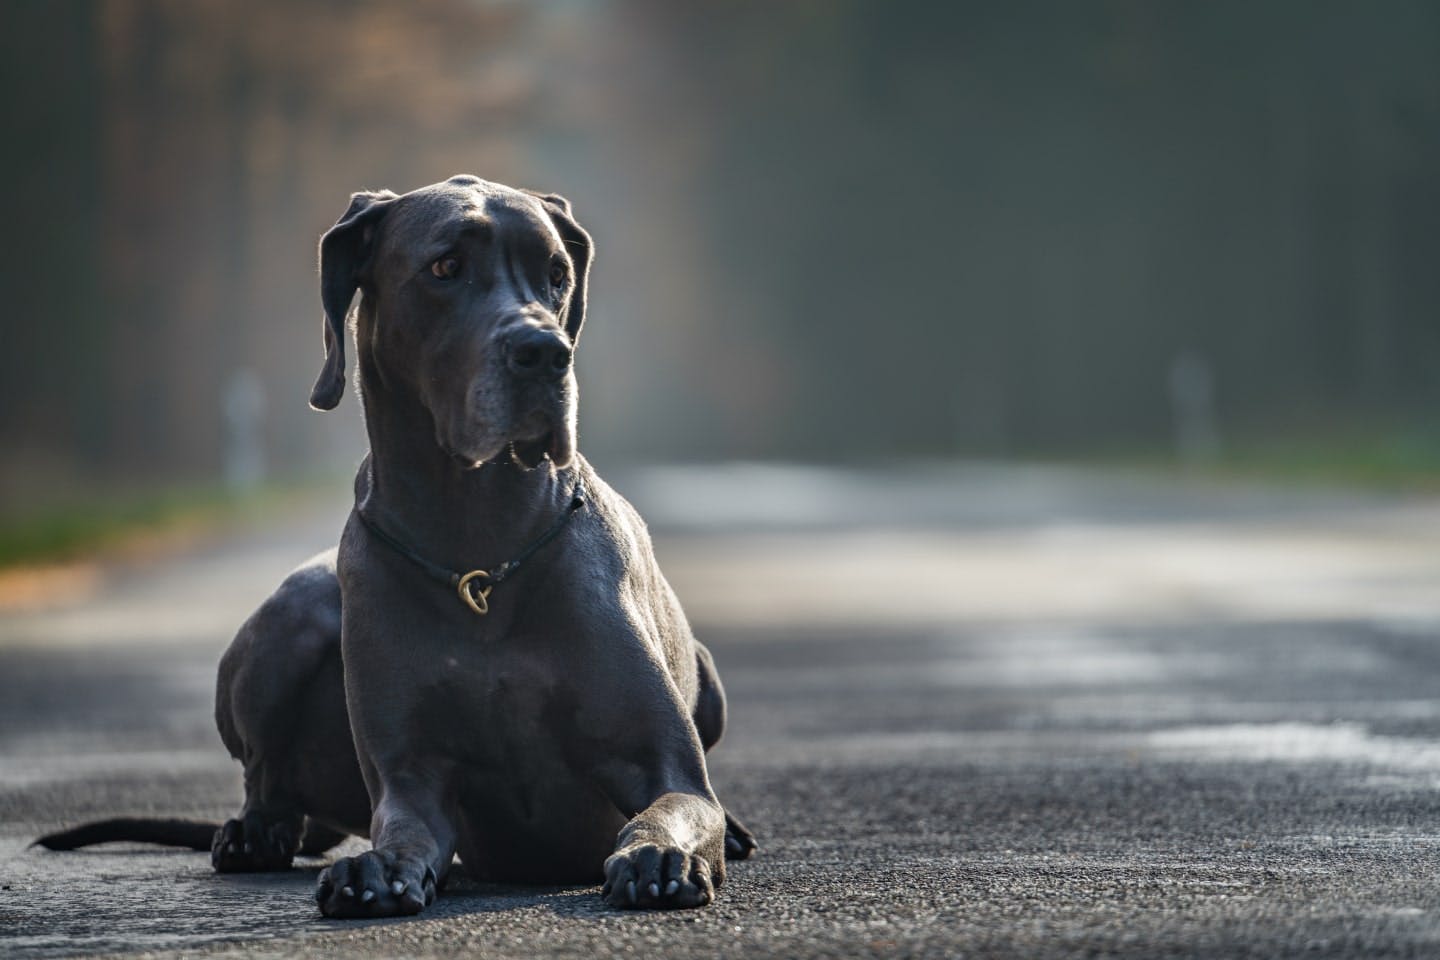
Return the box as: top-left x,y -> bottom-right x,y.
33,818 -> 217,852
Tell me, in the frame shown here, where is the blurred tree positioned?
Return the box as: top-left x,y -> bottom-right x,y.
94,0 -> 535,487
3,0 -> 1440,509
0,1 -> 103,502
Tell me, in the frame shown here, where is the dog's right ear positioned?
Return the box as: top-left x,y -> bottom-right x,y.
311,189 -> 398,411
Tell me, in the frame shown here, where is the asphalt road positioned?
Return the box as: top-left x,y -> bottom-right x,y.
4,463 -> 1440,958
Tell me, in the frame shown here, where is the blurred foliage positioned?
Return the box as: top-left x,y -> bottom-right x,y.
2,0 -> 1439,511
0,480 -> 333,569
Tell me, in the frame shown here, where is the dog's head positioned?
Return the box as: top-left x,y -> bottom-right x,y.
310,175 -> 594,470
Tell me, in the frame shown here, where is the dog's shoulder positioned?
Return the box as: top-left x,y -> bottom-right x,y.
562,463 -> 663,584
554,462 -> 698,679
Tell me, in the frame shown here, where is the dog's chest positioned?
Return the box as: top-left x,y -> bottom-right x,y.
422,640 -> 580,765
427,641 -> 622,845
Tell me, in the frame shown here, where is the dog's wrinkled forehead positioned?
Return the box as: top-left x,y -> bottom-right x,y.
374,177 -> 562,270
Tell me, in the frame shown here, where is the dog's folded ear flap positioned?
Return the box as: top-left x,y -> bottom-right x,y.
529,191 -> 593,345
311,189 -> 398,410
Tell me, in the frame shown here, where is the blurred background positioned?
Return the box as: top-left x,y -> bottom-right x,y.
5,0 -> 1440,537
6,6 -> 1440,953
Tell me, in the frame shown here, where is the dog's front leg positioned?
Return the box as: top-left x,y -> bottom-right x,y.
599,761 -> 728,910
316,769 -> 454,918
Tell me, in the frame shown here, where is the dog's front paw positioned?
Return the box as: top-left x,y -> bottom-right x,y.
211,814 -> 298,873
316,850 -> 435,918
602,844 -> 714,910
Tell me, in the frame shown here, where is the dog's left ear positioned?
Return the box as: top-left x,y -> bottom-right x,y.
529,191 -> 594,345
311,189 -> 398,411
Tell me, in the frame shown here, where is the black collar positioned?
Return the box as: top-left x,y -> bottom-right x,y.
357,479 -> 587,615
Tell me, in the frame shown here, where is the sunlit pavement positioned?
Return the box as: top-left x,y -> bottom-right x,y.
4,463 -> 1440,958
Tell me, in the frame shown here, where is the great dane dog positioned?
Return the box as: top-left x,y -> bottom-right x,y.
37,176 -> 756,916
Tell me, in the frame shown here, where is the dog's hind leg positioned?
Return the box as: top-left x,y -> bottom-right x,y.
692,641 -> 727,753
35,551 -> 365,864
212,804 -> 305,873
693,641 -> 759,861
213,551 -> 356,873
723,810 -> 758,861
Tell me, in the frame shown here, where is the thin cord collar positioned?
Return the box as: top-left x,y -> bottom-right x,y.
357,478 -> 587,615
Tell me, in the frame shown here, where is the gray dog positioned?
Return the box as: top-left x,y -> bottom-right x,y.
37,176 -> 756,917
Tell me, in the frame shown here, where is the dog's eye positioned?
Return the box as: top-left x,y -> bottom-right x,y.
431,256 -> 461,280
548,259 -> 568,289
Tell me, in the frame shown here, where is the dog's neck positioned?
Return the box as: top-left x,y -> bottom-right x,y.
355,363 -> 577,572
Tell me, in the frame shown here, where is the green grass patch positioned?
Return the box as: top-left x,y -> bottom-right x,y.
1099,423 -> 1440,493
1210,432 -> 1440,491
0,479 -> 340,569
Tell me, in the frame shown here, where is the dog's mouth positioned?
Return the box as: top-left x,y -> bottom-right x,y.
443,387 -> 576,471
510,432 -> 553,470
446,424 -> 572,471
507,410 -> 575,470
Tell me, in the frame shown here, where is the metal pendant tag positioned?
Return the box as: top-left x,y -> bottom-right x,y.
457,570 -> 493,615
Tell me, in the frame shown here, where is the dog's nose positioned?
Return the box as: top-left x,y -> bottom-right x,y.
504,326 -> 572,381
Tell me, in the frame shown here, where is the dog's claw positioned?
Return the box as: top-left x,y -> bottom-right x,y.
391,880 -> 406,895
664,879 -> 680,896
626,880 -> 637,904
360,889 -> 375,903
341,885 -> 355,898
648,882 -> 660,899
